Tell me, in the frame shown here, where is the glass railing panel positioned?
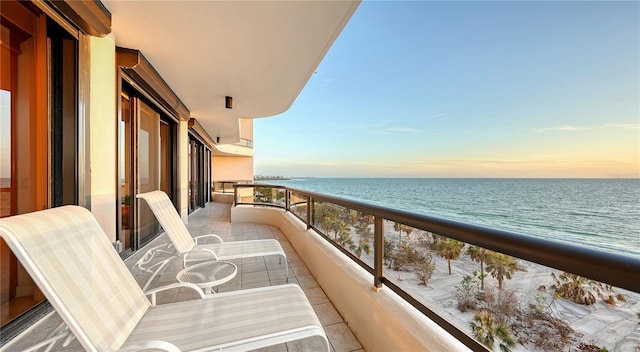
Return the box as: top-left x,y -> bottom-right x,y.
289,191 -> 308,222
213,181 -> 235,194
382,221 -> 432,280
252,186 -> 286,207
252,186 -> 271,203
380,230 -> 506,350
232,138 -> 253,148
273,188 -> 286,207
312,200 -> 374,269
381,226 -> 635,352
350,212 -> 375,267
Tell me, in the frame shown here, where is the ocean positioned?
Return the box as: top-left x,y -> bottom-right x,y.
262,178 -> 640,257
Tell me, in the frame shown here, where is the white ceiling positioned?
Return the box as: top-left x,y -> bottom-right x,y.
101,0 -> 360,143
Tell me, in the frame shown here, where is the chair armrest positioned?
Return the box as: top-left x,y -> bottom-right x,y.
194,234 -> 223,244
184,247 -> 219,262
118,340 -> 181,352
139,257 -> 173,293
145,282 -> 205,305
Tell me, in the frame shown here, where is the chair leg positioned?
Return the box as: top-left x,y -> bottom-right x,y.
285,256 -> 289,282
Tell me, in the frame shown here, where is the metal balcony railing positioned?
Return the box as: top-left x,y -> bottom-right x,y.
233,138 -> 253,148
234,184 -> 640,352
213,181 -> 251,194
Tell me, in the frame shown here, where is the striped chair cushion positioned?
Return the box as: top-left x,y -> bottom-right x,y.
0,206 -> 150,351
122,284 -> 323,350
137,191 -> 196,254
191,239 -> 283,260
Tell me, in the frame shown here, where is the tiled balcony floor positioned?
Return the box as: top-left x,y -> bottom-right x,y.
6,202 -> 363,352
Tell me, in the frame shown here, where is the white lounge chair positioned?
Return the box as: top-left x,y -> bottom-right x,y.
137,190 -> 288,277
0,206 -> 327,351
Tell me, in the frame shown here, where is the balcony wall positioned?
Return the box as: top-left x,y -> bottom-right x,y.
212,155 -> 253,181
239,118 -> 253,141
231,206 -> 470,352
89,35 -> 117,241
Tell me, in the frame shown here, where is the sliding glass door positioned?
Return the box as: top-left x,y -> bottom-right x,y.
188,137 -> 209,213
118,85 -> 175,251
137,101 -> 161,244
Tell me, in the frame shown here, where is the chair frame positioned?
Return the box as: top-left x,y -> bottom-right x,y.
137,190 -> 288,278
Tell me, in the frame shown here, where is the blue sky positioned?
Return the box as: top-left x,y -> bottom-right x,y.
254,1 -> 639,178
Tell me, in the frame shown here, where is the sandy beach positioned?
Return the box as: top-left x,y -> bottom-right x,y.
363,224 -> 640,352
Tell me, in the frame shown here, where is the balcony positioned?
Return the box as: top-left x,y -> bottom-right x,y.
4,202 -> 364,352
232,184 -> 640,352
5,185 -> 639,352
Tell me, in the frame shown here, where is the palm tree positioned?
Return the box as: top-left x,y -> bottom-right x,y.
470,311 -> 516,352
329,218 -> 347,241
467,246 -> 490,290
485,252 -> 524,290
437,238 -> 465,275
353,236 -> 371,258
551,272 -> 604,305
344,209 -> 360,227
354,220 -> 373,258
313,203 -> 330,232
393,222 -> 414,244
336,228 -> 356,252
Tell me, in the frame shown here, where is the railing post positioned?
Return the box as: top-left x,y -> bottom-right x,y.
374,216 -> 383,289
306,196 -> 312,230
285,189 -> 290,212
233,185 -> 238,207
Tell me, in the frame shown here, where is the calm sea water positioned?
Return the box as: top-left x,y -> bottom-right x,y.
264,178 -> 640,257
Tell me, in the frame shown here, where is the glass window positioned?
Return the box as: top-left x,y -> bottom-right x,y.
1,7 -> 80,327
119,93 -> 132,250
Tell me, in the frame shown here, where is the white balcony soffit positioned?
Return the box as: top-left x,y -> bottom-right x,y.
101,1 -> 360,143
212,144 -> 254,157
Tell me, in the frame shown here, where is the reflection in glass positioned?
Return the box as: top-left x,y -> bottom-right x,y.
119,94 -> 132,249
0,12 -> 47,327
289,192 -> 308,222
1,90 -> 11,217
137,101 -> 160,245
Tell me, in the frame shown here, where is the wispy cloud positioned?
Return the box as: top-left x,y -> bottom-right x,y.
383,127 -> 419,134
431,113 -> 449,119
343,121 -> 388,130
533,123 -> 640,133
605,124 -> 640,129
532,125 -> 593,133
